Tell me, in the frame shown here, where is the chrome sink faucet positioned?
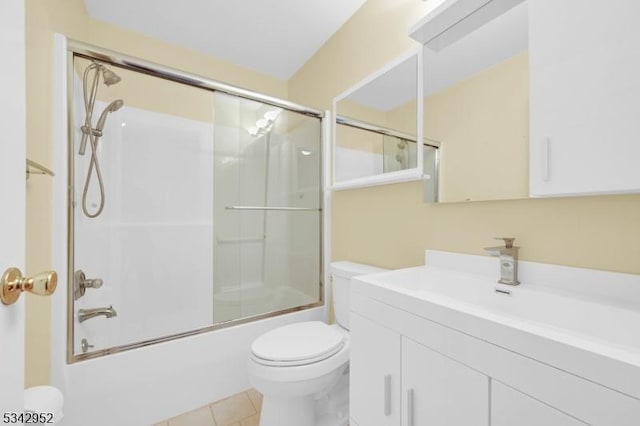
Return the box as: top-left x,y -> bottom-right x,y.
484,237 -> 520,285
78,305 -> 117,323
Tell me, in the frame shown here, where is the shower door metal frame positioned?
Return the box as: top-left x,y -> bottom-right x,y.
65,40 -> 326,363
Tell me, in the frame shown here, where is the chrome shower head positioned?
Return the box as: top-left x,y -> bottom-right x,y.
96,99 -> 124,132
100,66 -> 121,86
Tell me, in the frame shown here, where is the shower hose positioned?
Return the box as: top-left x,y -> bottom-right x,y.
80,62 -> 107,218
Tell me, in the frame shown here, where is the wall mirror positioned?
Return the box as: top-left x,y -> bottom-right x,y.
332,51 -> 425,190
421,1 -> 529,203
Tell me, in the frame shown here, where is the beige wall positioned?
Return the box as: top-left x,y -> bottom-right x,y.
24,0 -> 288,387
426,52 -> 529,202
289,0 -> 640,273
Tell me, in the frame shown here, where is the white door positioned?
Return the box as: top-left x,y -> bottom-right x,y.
0,0 -> 27,416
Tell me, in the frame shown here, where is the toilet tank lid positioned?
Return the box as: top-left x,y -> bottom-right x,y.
331,261 -> 388,278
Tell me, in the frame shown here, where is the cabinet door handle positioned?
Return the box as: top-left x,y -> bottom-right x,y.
542,137 -> 551,182
407,388 -> 415,426
384,374 -> 391,416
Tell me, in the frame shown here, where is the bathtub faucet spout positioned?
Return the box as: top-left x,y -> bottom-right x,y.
78,305 -> 117,323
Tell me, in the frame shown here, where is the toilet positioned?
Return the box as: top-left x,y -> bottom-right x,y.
248,261 -> 387,426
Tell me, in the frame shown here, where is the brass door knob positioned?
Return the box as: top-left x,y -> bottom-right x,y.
1,268 -> 57,305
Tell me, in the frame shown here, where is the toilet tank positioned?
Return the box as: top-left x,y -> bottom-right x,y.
331,261 -> 388,330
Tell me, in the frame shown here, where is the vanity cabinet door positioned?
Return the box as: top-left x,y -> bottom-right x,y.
491,380 -> 587,426
402,337 -> 489,426
529,0 -> 640,196
350,313 -> 401,426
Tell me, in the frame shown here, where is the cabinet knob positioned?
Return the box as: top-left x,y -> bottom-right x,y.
1,268 -> 57,305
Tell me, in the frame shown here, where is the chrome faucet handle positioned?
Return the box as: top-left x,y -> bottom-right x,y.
81,338 -> 94,353
84,278 -> 103,289
74,270 -> 103,300
494,237 -> 516,249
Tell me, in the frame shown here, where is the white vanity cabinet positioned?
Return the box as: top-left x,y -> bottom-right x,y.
402,337 -> 489,426
350,312 -> 489,426
491,381 -> 586,426
529,0 -> 640,196
350,313 -> 401,426
350,275 -> 640,426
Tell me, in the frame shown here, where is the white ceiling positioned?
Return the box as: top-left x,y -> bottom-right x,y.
83,0 -> 367,80
344,54 -> 418,112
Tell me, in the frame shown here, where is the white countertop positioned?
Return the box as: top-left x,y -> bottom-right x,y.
351,251 -> 640,400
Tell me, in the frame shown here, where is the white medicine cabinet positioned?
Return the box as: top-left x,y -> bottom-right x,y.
528,0 -> 640,197
409,0 -> 640,200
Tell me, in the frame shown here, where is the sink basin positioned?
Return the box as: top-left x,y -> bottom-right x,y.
359,266 -> 640,354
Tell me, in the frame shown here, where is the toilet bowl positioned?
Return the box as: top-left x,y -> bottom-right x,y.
248,262 -> 387,426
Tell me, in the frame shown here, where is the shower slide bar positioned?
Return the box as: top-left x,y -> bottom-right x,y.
225,206 -> 321,211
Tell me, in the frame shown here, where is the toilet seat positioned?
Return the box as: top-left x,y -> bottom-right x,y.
251,321 -> 345,367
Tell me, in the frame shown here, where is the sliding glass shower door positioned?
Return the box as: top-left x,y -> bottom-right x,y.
212,92 -> 322,323
69,51 -> 323,361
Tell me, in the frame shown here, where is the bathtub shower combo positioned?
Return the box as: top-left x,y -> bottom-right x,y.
66,45 -> 324,364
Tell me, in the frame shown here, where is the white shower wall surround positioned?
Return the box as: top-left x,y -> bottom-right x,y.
74,100 -> 216,350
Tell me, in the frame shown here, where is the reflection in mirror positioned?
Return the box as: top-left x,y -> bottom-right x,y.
334,53 -> 419,186
423,1 -> 529,203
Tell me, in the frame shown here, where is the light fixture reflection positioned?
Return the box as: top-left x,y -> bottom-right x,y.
246,109 -> 282,137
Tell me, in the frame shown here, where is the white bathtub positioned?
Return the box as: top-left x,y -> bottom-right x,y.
51,279 -> 323,425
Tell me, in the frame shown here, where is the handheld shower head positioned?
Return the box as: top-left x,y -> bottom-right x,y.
79,99 -> 124,154
100,66 -> 121,86
96,99 -> 124,132
107,99 -> 124,112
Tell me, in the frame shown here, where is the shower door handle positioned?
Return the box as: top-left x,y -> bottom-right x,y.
1,268 -> 57,305
225,205 -> 321,211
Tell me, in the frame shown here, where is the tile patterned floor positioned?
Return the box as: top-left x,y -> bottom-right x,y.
154,389 -> 262,426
